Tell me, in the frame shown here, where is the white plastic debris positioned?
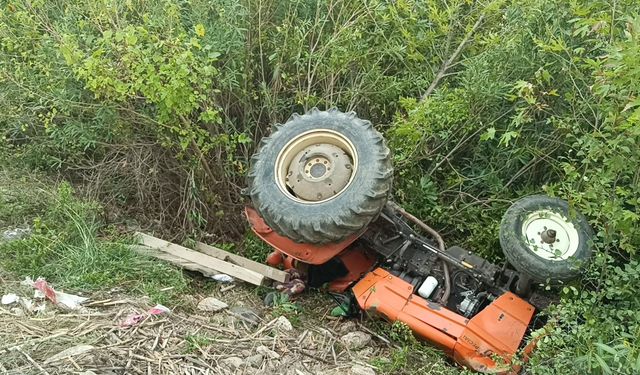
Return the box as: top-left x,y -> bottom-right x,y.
1,293 -> 19,305
22,277 -> 88,310
211,274 -> 234,283
148,304 -> 171,315
56,291 -> 89,310
20,297 -> 34,311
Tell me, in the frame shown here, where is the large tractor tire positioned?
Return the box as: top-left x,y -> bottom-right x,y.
247,108 -> 393,244
499,195 -> 593,282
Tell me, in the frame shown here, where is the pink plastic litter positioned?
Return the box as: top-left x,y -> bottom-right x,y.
33,278 -> 57,304
121,313 -> 146,327
120,304 -> 170,327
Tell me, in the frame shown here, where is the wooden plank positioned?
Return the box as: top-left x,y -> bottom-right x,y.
195,242 -> 289,283
135,232 -> 265,286
131,245 -> 219,277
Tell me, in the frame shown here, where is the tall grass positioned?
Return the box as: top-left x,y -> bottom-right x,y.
0,171 -> 188,304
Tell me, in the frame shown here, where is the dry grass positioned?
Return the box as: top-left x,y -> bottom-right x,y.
0,272 -> 395,375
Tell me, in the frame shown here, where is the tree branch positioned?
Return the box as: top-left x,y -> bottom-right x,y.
421,14 -> 486,101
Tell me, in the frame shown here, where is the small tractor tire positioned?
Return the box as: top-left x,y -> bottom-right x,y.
499,195 -> 593,282
247,108 -> 393,244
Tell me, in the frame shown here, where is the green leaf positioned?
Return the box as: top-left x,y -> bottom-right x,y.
480,127 -> 496,141
594,354 -> 612,374
125,33 -> 137,45
195,24 -> 205,37
499,131 -> 519,146
595,342 -> 618,356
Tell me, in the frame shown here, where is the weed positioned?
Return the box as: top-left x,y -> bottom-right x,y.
241,231 -> 273,263
0,173 -> 188,305
368,321 -> 465,375
0,169 -> 49,228
184,334 -> 213,353
269,292 -> 302,327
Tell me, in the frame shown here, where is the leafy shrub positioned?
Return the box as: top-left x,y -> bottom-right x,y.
1,0 -> 493,239
1,0 -> 639,373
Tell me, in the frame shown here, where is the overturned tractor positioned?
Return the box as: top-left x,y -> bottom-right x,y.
245,109 -> 593,373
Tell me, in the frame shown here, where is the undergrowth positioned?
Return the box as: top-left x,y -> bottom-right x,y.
1,0 -> 639,373
0,168 -> 188,305
369,321 -> 469,375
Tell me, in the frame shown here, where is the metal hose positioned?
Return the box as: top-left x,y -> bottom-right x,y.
387,201 -> 451,305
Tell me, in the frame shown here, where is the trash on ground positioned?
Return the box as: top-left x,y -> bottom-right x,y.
120,304 -> 171,327
211,274 -> 234,283
21,277 -> 88,310
148,304 -> 170,315
1,293 -> 19,305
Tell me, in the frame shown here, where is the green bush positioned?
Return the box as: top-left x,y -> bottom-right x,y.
0,0 -> 492,236
1,0 -> 639,373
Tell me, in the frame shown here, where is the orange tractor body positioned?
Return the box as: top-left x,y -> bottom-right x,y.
247,207 -> 537,373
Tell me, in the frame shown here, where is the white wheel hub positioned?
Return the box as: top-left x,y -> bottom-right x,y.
521,210 -> 579,261
275,129 -> 358,204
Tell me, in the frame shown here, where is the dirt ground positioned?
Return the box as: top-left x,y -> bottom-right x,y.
0,270 -> 413,375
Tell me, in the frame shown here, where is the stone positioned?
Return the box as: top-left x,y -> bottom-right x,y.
340,331 -> 371,350
222,356 -> 244,369
273,315 -> 293,332
350,364 -> 376,375
230,306 -> 261,326
256,345 -> 280,359
337,320 -> 357,334
197,297 -> 228,312
245,354 -> 264,368
1,227 -> 31,242
358,347 -> 374,357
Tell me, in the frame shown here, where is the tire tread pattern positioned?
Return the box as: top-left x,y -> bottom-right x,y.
247,108 -> 393,244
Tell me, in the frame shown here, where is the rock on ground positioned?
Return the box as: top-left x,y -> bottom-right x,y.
230,306 -> 261,326
256,345 -> 280,359
337,320 -> 357,334
273,315 -> 293,331
222,356 -> 244,369
197,297 -> 228,312
245,353 -> 264,368
1,227 -> 31,242
340,331 -> 372,350
350,364 -> 376,375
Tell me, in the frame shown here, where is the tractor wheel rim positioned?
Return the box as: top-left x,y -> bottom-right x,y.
521,210 -> 580,261
275,129 -> 358,204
